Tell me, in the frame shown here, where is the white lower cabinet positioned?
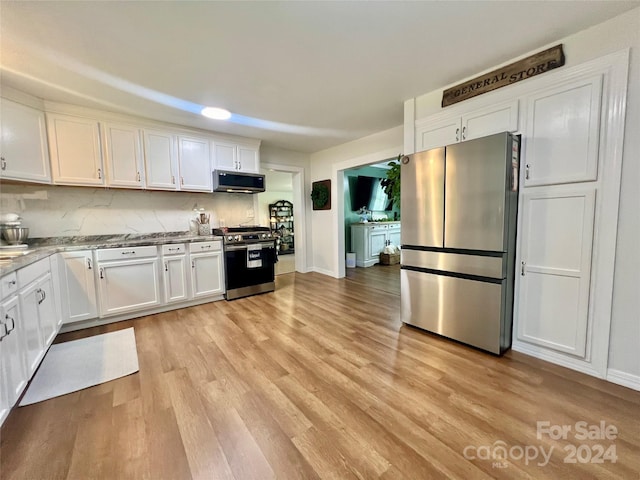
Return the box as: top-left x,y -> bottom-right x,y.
189,242 -> 224,298
96,247 -> 161,317
0,294 -> 27,424
161,244 -> 189,304
17,258 -> 59,376
57,251 -> 98,324
351,223 -> 402,268
18,279 -> 46,375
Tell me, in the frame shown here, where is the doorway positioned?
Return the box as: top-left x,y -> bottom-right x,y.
257,163 -> 307,275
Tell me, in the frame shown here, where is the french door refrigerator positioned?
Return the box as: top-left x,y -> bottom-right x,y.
400,132 -> 520,354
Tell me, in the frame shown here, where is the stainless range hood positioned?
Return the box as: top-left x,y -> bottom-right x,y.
213,170 -> 265,193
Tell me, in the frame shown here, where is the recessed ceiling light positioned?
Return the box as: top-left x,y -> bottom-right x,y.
201,107 -> 231,120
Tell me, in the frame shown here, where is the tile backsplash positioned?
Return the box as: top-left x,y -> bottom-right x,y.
0,185 -> 256,238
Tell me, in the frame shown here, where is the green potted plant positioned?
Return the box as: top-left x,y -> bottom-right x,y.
380,154 -> 402,208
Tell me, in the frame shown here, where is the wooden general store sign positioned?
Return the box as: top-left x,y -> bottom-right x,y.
442,45 -> 565,107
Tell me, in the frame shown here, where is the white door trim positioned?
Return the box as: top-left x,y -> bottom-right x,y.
261,162 -> 308,273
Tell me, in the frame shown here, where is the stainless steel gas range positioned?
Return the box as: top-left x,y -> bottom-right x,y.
212,226 -> 277,300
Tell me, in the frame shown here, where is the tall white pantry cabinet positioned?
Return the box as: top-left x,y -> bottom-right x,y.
406,50 -> 630,384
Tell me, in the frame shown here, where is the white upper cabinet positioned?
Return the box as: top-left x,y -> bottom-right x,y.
212,140 -> 236,171
523,75 -> 602,187
103,123 -> 144,188
237,144 -> 260,173
212,140 -> 260,173
0,98 -> 51,184
416,115 -> 462,152
143,129 -> 179,190
177,135 -> 211,191
415,100 -> 519,151
47,113 -> 105,186
461,100 -> 519,142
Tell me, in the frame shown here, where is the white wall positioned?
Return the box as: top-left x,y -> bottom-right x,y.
257,169 -> 294,227
0,184 -> 254,237
409,8 -> 640,380
309,125 -> 403,276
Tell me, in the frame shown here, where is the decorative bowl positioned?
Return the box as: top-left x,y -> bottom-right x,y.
1,227 -> 29,245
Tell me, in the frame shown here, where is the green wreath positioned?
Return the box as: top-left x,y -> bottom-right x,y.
311,183 -> 329,209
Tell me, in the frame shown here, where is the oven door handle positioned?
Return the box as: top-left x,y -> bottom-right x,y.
225,243 -> 273,251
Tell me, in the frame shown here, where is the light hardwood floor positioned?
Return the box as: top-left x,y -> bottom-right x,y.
1,266 -> 638,479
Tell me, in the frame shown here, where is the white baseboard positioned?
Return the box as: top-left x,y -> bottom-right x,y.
606,369 -> 640,391
311,266 -> 337,278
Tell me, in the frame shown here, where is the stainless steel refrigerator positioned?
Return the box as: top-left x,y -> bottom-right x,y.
400,132 -> 520,354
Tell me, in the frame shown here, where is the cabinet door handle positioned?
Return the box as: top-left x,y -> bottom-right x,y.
171,175 -> 176,184
525,164 -> 530,180
181,177 -> 184,185
36,288 -> 44,304
455,128 -> 460,142
7,279 -> 16,286
99,267 -> 104,279
521,261 -> 526,276
97,168 -> 102,179
0,156 -> 6,171
0,323 -> 7,341
87,258 -> 92,270
201,245 -> 212,249
192,260 -> 195,268
121,250 -> 136,255
462,126 -> 466,140
5,314 -> 14,334
165,262 -> 168,272
137,171 -> 141,182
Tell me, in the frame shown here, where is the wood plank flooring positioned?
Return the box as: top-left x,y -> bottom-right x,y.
1,266 -> 639,479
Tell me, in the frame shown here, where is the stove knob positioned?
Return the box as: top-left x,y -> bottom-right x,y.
227,236 -> 234,242
235,235 -> 241,241
267,233 -> 272,238
261,233 -> 267,239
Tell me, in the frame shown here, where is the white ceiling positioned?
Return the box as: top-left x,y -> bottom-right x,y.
1,1 -> 637,153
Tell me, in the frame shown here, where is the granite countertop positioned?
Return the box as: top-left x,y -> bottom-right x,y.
0,232 -> 223,276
